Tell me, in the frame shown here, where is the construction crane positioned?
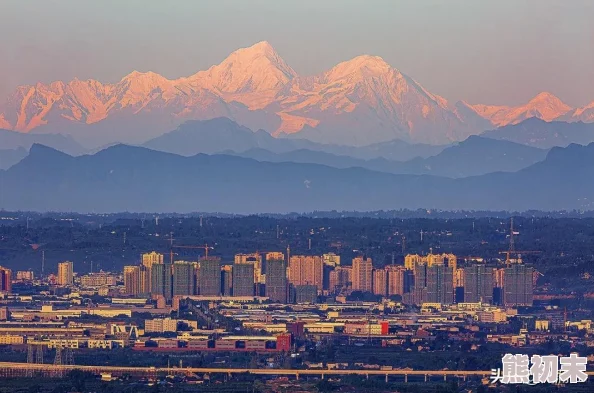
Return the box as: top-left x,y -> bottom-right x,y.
173,244 -> 214,258
164,232 -> 214,262
499,218 -> 540,265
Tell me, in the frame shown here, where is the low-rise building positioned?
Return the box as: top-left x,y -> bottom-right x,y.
80,272 -> 117,287
0,335 -> 24,345
88,339 -> 125,349
145,318 -> 178,333
48,339 -> 80,349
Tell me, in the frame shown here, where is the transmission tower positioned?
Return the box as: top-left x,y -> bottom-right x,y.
35,345 -> 44,364
27,345 -> 35,377
509,217 -> 515,253
54,346 -> 62,366
27,344 -> 34,363
64,347 -> 74,366
53,346 -> 63,378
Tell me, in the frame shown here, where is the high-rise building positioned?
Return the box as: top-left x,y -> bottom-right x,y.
142,252 -> 164,269
194,263 -> 201,294
233,262 -> 255,296
404,254 -> 423,270
328,266 -> 352,293
386,265 -> 406,296
464,265 -> 494,303
352,257 -> 373,292
405,253 -> 457,270
151,263 -> 172,299
221,265 -> 233,296
142,251 -> 164,293
173,262 -> 195,296
504,265 -> 534,307
413,263 -> 427,289
124,266 -> 142,295
288,255 -> 323,291
57,261 -> 74,286
444,254 -> 457,270
265,253 -> 287,303
294,285 -> 317,304
426,265 -> 454,304
372,268 -> 387,296
0,306 -> 9,321
323,253 -> 341,267
494,268 -> 505,288
198,257 -> 221,296
235,253 -> 263,284
454,268 -> 465,288
15,271 -> 34,282
0,266 -> 12,293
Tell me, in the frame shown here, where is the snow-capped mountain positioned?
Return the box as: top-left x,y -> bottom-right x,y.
273,55 -> 483,145
466,92 -> 573,127
0,41 -> 592,147
561,101 -> 594,123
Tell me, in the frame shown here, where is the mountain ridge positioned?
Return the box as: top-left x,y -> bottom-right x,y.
142,117 -> 447,160
2,141 -> 594,213
1,41 -> 593,147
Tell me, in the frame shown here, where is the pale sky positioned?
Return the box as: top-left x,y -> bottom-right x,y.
1,0 -> 593,106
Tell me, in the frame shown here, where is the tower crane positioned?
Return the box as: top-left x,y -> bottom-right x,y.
164,232 -> 214,263
173,244 -> 214,258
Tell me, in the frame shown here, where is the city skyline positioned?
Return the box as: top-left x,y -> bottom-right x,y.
0,2 -> 593,389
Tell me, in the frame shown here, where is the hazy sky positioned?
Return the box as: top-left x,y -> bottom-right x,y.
1,0 -> 593,106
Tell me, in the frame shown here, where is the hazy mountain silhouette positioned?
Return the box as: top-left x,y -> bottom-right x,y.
143,118 -> 445,160
482,118 -> 594,148
230,135 -> 547,178
1,142 -> 593,213
0,147 -> 28,170
0,128 -> 85,155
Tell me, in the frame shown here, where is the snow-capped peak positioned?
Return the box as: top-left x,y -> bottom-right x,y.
120,70 -> 170,85
523,91 -> 572,120
189,41 -> 296,94
324,55 -> 393,81
527,91 -> 568,107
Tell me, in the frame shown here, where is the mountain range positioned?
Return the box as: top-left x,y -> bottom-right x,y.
482,118 -> 594,149
5,115 -> 594,177
2,41 -> 593,147
143,117 -> 445,161
0,147 -> 28,170
225,135 -> 548,178
143,117 -> 548,177
0,128 -> 85,155
1,141 -> 591,213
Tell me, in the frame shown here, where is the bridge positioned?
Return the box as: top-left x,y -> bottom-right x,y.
1,362 -> 591,383
0,361 -> 492,382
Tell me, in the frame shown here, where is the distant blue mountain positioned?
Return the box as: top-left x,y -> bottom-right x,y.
482,118 -> 594,148
0,128 -> 85,156
143,118 -> 445,161
2,142 -> 594,213
0,147 -> 28,170
231,135 -> 548,178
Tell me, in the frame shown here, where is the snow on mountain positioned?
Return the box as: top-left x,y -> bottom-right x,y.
188,41 -> 297,109
109,71 -> 172,110
467,92 -> 573,127
0,41 -> 593,147
561,101 -> 594,123
272,55 -> 477,145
